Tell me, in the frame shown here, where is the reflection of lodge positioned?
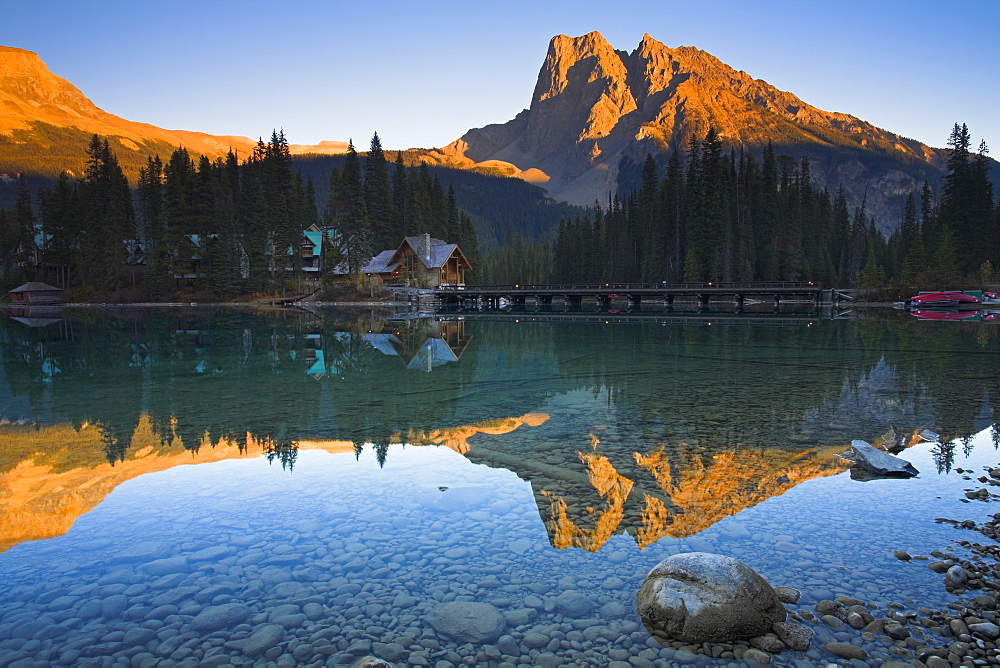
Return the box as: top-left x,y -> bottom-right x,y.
299,320 -> 472,378
359,320 -> 471,372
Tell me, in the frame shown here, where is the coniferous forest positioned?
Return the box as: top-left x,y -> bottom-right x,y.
0,131 -> 481,299
539,124 -> 998,293
0,123 -> 997,299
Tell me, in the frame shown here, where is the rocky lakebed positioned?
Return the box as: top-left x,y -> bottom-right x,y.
2,435 -> 1000,667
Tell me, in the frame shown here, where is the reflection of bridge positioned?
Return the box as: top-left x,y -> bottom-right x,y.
436,282 -> 852,307
438,311 -> 829,326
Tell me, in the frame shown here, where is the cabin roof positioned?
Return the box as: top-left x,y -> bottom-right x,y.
401,236 -> 461,269
407,338 -> 460,369
9,282 -> 61,293
362,250 -> 399,275
303,230 -> 323,256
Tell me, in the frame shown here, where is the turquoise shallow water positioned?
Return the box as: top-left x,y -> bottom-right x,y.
0,306 -> 998,666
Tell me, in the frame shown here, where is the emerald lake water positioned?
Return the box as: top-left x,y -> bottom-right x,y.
0,305 -> 999,667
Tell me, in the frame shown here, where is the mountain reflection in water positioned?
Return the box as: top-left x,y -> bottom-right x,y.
0,306 -> 997,555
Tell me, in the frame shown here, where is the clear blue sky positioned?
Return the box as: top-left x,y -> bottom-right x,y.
1,0 -> 997,153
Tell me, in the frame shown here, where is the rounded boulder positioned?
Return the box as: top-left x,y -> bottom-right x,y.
428,601 -> 504,643
636,552 -> 786,643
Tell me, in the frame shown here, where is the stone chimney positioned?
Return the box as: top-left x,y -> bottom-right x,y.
420,233 -> 432,263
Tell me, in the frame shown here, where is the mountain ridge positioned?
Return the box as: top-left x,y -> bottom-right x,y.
1,38 -> 995,233
0,45 -> 348,162
420,31 -> 980,228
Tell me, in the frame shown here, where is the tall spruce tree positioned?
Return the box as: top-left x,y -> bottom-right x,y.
38,171 -> 80,288
392,151 -> 409,238
939,123 -> 995,275
363,133 -> 394,251
137,155 -> 165,291
338,140 -> 371,277
79,135 -> 134,291
13,175 -> 36,280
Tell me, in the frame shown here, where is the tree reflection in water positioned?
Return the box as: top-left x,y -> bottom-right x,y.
1,306 -> 999,552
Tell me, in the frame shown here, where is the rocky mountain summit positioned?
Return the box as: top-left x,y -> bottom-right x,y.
0,46 -> 344,160
425,31 -> 955,226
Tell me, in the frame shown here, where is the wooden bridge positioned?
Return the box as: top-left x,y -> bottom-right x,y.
435,282 -> 851,307
431,311 -> 836,327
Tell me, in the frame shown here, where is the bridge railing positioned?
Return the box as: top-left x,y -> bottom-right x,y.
436,281 -> 821,292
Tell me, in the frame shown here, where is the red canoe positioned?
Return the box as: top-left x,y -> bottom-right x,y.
908,291 -> 982,307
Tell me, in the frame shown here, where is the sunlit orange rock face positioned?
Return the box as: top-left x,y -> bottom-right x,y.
0,415 -> 357,554
491,441 -> 851,552
0,407 -> 854,556
631,443 -> 851,546
0,413 -> 550,553
542,452 -> 634,550
425,31 -> 943,224
400,414 -> 550,455
0,46 -> 346,157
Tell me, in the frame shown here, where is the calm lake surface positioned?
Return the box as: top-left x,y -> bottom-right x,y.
0,305 -> 999,667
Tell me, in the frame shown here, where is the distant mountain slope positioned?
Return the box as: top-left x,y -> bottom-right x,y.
0,46 -> 260,158
422,31 -> 998,230
0,46 -> 348,206
293,154 -> 585,248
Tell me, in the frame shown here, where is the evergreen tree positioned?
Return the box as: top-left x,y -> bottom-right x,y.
38,171 -> 80,288
363,132 -> 394,251
12,175 -> 36,279
392,151 -> 409,238
662,150 -> 684,281
637,153 -> 659,281
901,225 -> 928,285
79,135 -> 135,290
338,140 -> 372,278
137,155 -> 165,292
0,208 -> 14,284
939,123 -> 995,275
445,185 -> 459,241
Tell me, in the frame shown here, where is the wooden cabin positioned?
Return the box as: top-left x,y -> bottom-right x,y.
8,282 -> 62,305
362,234 -> 472,287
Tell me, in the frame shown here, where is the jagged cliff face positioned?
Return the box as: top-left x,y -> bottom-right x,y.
0,46 -> 346,159
428,32 -> 947,225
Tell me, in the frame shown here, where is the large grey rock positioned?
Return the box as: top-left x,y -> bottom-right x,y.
138,557 -> 188,577
969,622 -> 1000,640
773,587 -> 800,604
117,541 -> 172,562
773,622 -> 812,651
554,591 -> 593,618
190,603 -> 252,632
239,624 -> 284,657
636,552 -> 786,643
945,564 -> 968,587
428,601 -> 504,643
849,441 -> 918,478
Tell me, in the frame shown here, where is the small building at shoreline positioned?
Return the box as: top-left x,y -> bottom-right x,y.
359,234 -> 472,288
7,282 -> 63,305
